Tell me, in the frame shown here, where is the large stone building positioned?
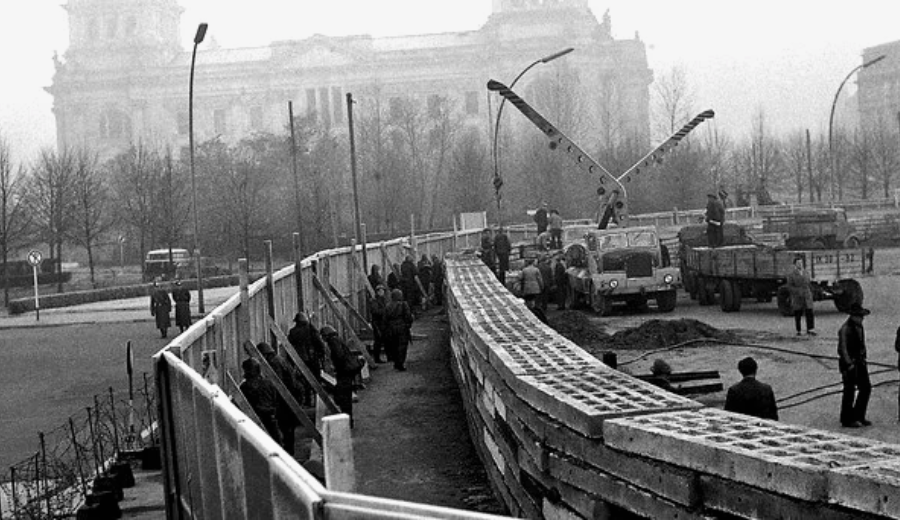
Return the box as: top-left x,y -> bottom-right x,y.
858,40 -> 900,131
48,0 -> 652,162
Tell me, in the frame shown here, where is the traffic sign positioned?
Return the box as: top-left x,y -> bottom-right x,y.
27,250 -> 43,267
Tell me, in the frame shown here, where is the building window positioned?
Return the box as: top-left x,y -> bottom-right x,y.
332,87 -> 343,124
428,95 -> 443,118
105,16 -> 118,39
177,111 -> 188,135
99,109 -> 131,140
465,91 -> 479,115
214,109 -> 227,135
306,89 -> 317,118
249,106 -> 263,131
319,87 -> 331,127
389,97 -> 404,121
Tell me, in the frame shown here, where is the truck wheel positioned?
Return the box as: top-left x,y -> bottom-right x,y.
843,237 -> 860,249
565,284 -> 577,310
657,290 -> 677,312
776,286 -> 793,317
697,277 -> 713,306
719,280 -> 741,312
811,238 -> 827,249
590,288 -> 613,316
833,279 -> 863,313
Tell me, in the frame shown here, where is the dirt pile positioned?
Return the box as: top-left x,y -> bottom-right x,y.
549,312 -> 738,352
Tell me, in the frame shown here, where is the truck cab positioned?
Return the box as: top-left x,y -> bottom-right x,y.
564,226 -> 679,315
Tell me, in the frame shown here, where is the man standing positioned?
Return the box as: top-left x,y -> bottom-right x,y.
480,228 -> 495,274
724,357 -> 779,420
239,358 -> 281,442
838,304 -> 872,428
533,202 -> 549,235
171,280 -> 191,333
257,342 -> 304,455
786,256 -> 815,336
493,227 -> 512,285
150,280 -> 172,338
548,209 -> 564,249
705,192 -> 725,247
321,325 -> 362,421
288,312 -> 327,401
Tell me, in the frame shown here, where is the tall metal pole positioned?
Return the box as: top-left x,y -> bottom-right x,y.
189,23 -> 208,314
828,54 -> 885,202
346,93 -> 364,269
288,101 -> 305,251
491,48 -> 574,223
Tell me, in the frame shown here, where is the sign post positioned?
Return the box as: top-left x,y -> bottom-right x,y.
27,250 -> 42,321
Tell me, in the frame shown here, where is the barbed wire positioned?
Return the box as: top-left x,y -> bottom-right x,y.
0,374 -> 157,519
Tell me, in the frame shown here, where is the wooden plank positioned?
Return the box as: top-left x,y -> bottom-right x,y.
323,414 -> 355,492
267,317 -> 341,414
312,274 -> 377,367
326,281 -> 374,335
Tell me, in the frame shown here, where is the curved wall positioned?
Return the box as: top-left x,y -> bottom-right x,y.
444,254 -> 900,519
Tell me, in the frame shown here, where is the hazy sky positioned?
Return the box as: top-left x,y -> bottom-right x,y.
1,1 -> 898,164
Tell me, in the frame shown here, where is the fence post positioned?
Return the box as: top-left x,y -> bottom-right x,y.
322,414 -> 354,492
264,241 -> 277,348
349,239 -> 359,330
453,216 -> 459,252
293,232 -> 304,314
238,258 -> 250,348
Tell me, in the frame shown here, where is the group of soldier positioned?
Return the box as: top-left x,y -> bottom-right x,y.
149,278 -> 192,338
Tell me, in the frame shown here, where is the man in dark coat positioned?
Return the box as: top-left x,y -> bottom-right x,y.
705,192 -> 725,247
417,254 -> 433,304
150,281 -> 172,338
724,357 -> 778,421
480,228 -> 495,274
257,342 -> 304,455
838,304 -> 872,428
239,358 -> 281,442
554,256 -> 568,310
533,202 -> 549,234
400,255 -> 420,309
385,289 -> 414,371
430,255 -> 444,306
321,325 -> 361,422
369,285 -> 389,363
493,227 -> 512,285
288,312 -> 327,402
171,280 -> 191,333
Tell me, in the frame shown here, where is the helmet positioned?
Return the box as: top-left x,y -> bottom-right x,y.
256,342 -> 275,355
320,325 -> 338,338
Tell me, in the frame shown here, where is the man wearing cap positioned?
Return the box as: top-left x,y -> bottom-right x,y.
837,303 -> 872,428
705,192 -> 725,247
239,358 -> 281,442
257,342 -> 304,455
724,357 -> 779,421
288,312 -> 328,396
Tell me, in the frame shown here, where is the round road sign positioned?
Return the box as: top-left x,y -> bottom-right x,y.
27,250 -> 43,267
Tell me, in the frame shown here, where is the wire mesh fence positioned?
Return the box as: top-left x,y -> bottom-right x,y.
0,373 -> 157,519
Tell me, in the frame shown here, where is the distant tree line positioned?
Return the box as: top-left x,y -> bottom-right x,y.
0,65 -> 897,302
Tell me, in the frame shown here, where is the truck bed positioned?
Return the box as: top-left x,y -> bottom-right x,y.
683,244 -> 872,282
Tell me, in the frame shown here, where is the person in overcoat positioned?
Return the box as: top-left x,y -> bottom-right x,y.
171,280 -> 191,333
384,289 -> 414,371
837,304 -> 872,428
493,227 -> 512,285
724,357 -> 779,420
705,193 -> 725,247
400,255 -> 420,309
150,281 -> 172,338
519,258 -> 544,309
786,256 -> 815,336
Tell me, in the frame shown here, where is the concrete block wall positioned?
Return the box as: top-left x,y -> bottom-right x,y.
444,254 -> 900,519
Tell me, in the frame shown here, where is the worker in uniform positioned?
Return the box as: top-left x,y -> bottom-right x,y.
838,304 -> 872,428
705,192 -> 725,247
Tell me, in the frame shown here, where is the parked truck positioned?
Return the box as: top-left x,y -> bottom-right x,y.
678,226 -> 871,313
564,226 -> 679,315
760,207 -> 860,249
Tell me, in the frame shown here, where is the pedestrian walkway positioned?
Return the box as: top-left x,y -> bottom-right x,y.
0,287 -> 236,329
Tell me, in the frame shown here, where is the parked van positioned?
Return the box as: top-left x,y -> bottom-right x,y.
761,207 -> 860,249
143,248 -> 192,282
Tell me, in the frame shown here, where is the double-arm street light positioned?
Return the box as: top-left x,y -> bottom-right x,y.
189,22 -> 208,314
491,47 -> 574,221
828,54 -> 885,201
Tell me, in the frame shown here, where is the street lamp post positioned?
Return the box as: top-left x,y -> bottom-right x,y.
828,54 -> 885,201
491,47 -> 574,222
189,23 -> 208,314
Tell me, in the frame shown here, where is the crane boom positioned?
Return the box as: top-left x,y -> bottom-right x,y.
488,79 -> 714,228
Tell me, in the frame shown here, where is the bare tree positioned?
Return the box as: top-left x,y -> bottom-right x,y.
785,130 -> 807,203
0,135 -> 32,305
653,66 -> 696,138
848,128 -> 873,199
109,143 -> 164,268
68,148 -> 109,287
29,147 -> 77,292
738,110 -> 783,205
869,122 -> 899,198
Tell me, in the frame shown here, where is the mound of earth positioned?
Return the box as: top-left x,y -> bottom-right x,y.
548,312 -> 738,351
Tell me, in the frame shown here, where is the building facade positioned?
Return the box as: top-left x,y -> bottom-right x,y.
48,0 -> 652,162
858,40 -> 900,132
